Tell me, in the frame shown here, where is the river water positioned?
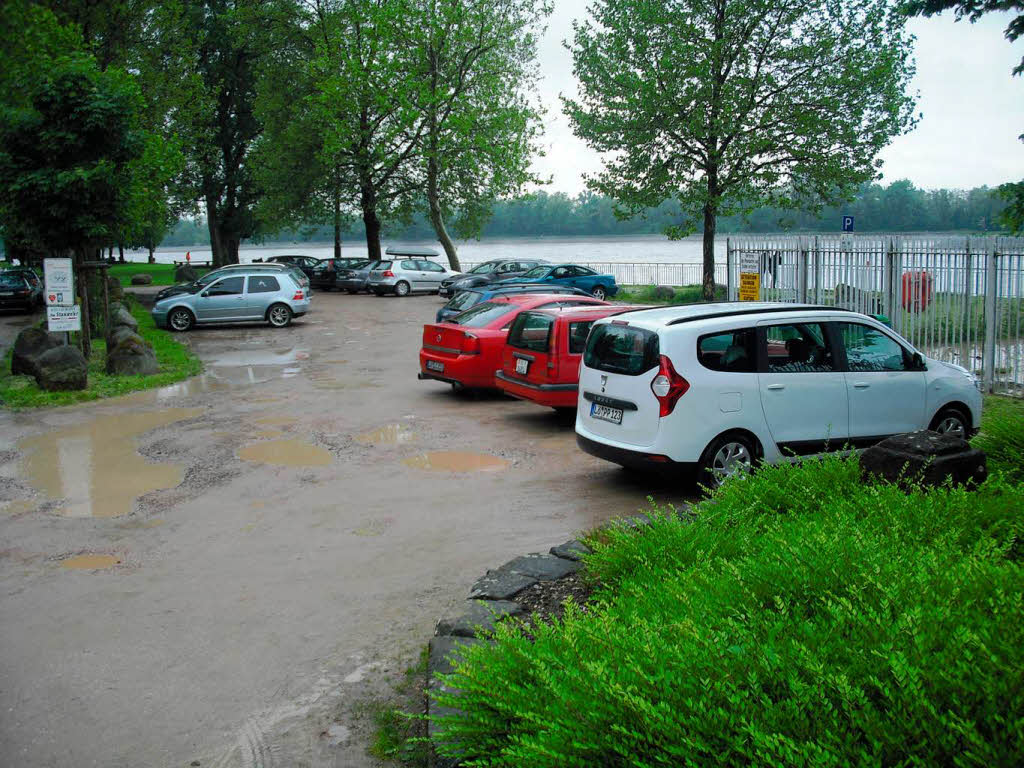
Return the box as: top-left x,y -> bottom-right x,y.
127,234 -> 727,266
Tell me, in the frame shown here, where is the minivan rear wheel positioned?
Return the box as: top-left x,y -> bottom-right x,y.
267,303 -> 292,328
697,433 -> 757,490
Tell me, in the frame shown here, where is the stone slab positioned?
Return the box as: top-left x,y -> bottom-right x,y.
468,569 -> 537,600
501,553 -> 582,581
435,600 -> 522,638
550,539 -> 591,561
861,430 -> 987,487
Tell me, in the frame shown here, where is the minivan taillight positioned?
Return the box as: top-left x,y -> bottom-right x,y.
461,333 -> 480,354
650,355 -> 689,417
292,290 -> 304,300
382,269 -> 395,278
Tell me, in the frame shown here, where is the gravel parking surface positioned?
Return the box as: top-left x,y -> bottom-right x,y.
0,293 -> 684,767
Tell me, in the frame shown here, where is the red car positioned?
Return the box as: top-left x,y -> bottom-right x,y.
495,304 -> 645,410
418,294 -> 608,389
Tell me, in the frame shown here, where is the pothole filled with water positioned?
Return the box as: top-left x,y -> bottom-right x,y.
355,424 -> 416,445
60,554 -> 122,570
238,439 -> 332,467
402,451 -> 509,472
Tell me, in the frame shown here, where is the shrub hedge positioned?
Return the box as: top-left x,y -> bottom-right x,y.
973,395 -> 1024,484
432,455 -> 1024,766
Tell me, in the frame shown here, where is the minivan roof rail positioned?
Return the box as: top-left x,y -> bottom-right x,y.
664,303 -> 852,326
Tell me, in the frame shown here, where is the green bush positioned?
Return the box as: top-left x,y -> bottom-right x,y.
974,396 -> 1024,484
432,456 -> 1024,766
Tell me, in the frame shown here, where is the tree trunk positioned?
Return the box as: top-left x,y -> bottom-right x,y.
226,238 -> 240,264
702,202 -> 717,301
118,243 -> 124,263
75,253 -> 91,359
333,186 -> 342,260
427,154 -> 460,271
206,195 -> 227,267
148,246 -> 155,264
360,185 -> 382,262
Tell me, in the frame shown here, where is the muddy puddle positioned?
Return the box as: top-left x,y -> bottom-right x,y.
19,409 -> 203,518
238,439 -> 332,467
209,348 -> 309,367
355,424 -> 416,445
60,554 -> 122,570
402,451 -> 509,472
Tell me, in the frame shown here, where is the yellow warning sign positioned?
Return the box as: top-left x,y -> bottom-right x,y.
739,272 -> 760,301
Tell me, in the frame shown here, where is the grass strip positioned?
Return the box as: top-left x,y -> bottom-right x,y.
109,263 -> 211,286
0,297 -> 202,408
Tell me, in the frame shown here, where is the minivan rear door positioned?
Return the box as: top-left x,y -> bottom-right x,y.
578,322 -> 662,447
757,320 -> 849,454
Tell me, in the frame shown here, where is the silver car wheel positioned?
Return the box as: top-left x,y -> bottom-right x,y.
935,414 -> 966,439
268,304 -> 292,327
710,441 -> 752,486
395,281 -> 411,297
592,286 -> 607,300
169,309 -> 193,332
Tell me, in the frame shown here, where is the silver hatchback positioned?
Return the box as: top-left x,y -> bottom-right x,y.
152,269 -> 311,331
367,258 -> 461,296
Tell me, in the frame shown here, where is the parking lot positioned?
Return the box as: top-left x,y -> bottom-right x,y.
0,293 -> 680,767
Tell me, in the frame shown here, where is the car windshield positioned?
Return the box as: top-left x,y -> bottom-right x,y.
468,262 -> 500,274
445,289 -> 483,312
453,301 -> 514,328
520,266 -> 550,279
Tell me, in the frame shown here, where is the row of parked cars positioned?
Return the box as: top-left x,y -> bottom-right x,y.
418,284 -> 984,488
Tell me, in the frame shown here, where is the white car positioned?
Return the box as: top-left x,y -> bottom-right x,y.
575,302 -> 982,487
368,257 -> 461,296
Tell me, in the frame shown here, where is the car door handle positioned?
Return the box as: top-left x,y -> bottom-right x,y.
852,382 -> 870,389
766,384 -> 785,391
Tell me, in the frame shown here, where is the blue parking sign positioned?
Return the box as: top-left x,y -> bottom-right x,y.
842,215 -> 854,232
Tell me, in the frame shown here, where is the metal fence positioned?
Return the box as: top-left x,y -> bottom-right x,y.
460,261 -> 728,290
726,235 -> 1024,395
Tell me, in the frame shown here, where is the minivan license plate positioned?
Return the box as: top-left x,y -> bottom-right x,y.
426,360 -> 444,372
591,403 -> 623,424
515,358 -> 529,375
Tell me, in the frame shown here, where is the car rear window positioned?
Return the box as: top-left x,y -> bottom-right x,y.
568,321 -> 595,354
584,323 -> 660,375
375,261 -> 393,270
445,289 -> 483,312
508,312 -> 554,352
453,301 -> 513,328
0,274 -> 25,289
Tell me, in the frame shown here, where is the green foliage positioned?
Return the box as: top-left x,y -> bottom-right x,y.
617,283 -> 726,305
997,181 -> 1024,234
974,395 -> 1024,482
0,298 -> 202,408
0,52 -> 146,256
431,456 -> 1024,765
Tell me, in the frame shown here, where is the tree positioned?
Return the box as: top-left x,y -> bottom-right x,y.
564,0 -> 917,299
309,0 -> 424,262
412,0 -> 551,269
0,54 -> 147,353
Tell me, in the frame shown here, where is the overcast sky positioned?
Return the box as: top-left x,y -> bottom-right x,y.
530,3 -> 1024,195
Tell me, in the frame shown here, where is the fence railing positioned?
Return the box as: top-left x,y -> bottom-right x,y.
459,261 -> 728,290
726,235 -> 1024,395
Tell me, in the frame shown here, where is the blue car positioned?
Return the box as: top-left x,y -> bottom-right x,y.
435,283 -> 592,323
495,263 -> 618,300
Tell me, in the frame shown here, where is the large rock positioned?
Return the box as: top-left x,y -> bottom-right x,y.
11,327 -> 62,377
130,273 -> 153,286
107,275 -> 124,301
651,285 -> 675,301
109,304 -> 138,332
861,430 -> 986,488
435,600 -> 523,639
107,324 -> 138,348
174,264 -> 198,283
34,345 -> 88,391
106,333 -> 159,376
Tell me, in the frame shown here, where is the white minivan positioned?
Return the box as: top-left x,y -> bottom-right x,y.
575,302 -> 983,487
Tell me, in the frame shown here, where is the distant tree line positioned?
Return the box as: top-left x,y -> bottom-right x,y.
158,180 -> 1010,246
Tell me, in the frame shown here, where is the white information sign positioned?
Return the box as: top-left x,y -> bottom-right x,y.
43,258 -> 74,306
47,305 -> 82,332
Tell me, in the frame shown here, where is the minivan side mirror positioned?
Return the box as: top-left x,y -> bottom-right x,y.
911,352 -> 926,370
